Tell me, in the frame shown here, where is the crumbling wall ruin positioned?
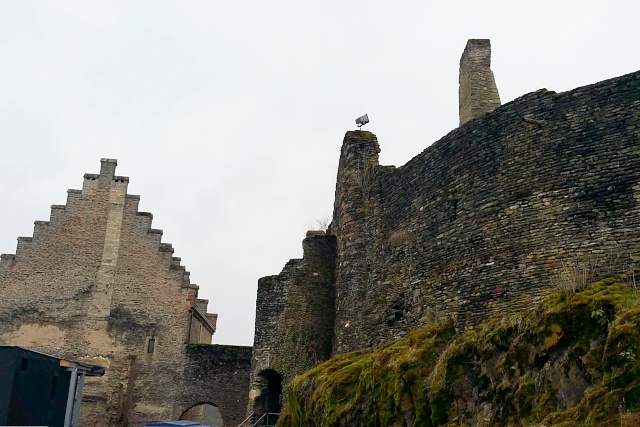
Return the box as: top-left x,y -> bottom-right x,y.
254,45 -> 640,406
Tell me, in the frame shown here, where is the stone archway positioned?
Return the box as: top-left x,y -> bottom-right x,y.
180,402 -> 223,427
178,344 -> 252,426
251,369 -> 283,425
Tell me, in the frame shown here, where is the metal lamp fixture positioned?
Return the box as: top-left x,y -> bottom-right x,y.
355,114 -> 369,129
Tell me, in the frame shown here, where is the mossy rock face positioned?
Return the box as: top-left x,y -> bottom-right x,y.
278,322 -> 456,427
278,279 -> 640,427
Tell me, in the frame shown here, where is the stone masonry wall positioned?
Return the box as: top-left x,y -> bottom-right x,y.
0,159 -> 242,426
250,232 -> 336,416
459,39 -> 501,125
330,131 -> 381,354
332,70 -> 640,352
180,344 -> 252,426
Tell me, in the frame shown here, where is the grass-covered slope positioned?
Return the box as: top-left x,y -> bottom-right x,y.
278,279 -> 640,426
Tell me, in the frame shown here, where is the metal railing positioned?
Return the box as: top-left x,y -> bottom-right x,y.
236,413 -> 255,427
237,412 -> 280,427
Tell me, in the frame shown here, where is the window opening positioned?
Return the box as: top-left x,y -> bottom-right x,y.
147,337 -> 156,354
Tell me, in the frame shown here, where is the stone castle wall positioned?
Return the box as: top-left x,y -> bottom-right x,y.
181,345 -> 252,426
249,232 -> 336,414
332,70 -> 640,352
0,159 -> 250,426
254,67 -> 640,397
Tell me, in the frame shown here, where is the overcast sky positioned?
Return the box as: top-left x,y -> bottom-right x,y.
1,1 -> 638,346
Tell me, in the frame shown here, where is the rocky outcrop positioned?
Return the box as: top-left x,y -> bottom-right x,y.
279,278 -> 640,427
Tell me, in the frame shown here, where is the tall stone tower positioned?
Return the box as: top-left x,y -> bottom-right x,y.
459,39 -> 501,125
330,130 -> 380,354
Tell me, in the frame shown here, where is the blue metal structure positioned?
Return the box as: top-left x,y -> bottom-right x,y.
0,346 -> 105,427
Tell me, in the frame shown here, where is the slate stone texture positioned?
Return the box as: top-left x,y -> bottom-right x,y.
249,232 -> 336,413
255,68 -> 640,387
332,71 -> 640,352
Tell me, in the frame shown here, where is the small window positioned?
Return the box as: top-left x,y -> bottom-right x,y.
20,357 -> 28,371
50,376 -> 58,400
147,337 -> 156,354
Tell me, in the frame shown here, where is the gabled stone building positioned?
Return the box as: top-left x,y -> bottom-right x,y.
0,159 -> 251,426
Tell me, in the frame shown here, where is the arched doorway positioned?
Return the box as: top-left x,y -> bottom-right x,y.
252,370 -> 283,426
180,402 -> 223,427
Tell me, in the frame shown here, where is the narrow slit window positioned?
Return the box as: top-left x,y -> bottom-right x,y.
20,357 -> 28,371
147,337 -> 156,354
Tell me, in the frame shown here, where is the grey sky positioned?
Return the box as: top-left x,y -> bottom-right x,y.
1,1 -> 638,345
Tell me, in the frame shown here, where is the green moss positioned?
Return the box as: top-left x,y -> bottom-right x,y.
278,278 -> 640,427
279,321 -> 456,426
351,130 -> 378,143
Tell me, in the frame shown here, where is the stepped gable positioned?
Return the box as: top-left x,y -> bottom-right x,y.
0,158 -> 244,426
0,159 -> 195,290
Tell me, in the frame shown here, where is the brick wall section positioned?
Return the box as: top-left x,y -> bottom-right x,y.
180,344 -> 252,427
459,39 -> 501,125
0,159 -> 238,426
250,233 -> 336,416
333,70 -> 640,352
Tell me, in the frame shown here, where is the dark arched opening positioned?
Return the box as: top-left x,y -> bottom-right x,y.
253,369 -> 283,426
180,401 -> 223,427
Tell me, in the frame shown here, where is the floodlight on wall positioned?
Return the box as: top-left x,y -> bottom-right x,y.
355,114 -> 369,129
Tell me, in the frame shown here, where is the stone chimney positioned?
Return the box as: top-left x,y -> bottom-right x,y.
459,39 -> 501,125
99,158 -> 118,181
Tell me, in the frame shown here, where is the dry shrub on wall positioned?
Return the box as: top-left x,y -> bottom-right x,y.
554,250 -> 638,295
308,216 -> 332,232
